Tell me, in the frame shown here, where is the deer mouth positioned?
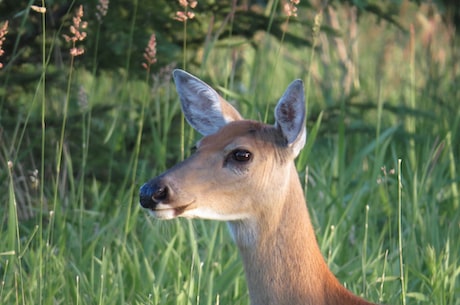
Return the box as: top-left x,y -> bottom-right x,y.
149,202 -> 193,219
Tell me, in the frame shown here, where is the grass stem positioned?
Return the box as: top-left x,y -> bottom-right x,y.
397,159 -> 406,305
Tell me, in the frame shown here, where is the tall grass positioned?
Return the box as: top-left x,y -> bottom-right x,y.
1,1 -> 459,305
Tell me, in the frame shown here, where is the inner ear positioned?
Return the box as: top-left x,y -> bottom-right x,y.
173,70 -> 243,136
274,79 -> 306,156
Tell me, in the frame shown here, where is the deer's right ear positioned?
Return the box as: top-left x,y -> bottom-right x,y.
173,69 -> 243,136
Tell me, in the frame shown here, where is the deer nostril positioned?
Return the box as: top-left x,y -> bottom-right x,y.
153,186 -> 168,202
139,181 -> 170,209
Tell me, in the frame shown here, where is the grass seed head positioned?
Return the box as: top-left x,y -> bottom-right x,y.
63,5 -> 87,57
31,5 -> 47,13
0,20 -> 8,69
175,0 -> 197,22
96,0 -> 109,23
283,0 -> 300,17
179,0 -> 197,8
142,33 -> 157,70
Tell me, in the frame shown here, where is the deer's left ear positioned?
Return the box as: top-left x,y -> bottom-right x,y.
274,80 -> 306,157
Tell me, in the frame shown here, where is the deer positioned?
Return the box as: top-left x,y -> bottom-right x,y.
139,69 -> 377,305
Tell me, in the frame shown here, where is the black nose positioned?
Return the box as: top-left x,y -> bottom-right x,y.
139,180 -> 169,209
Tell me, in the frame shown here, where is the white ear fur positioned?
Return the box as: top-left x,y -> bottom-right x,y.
274,80 -> 306,157
173,69 -> 242,136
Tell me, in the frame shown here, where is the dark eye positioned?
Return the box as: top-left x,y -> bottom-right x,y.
231,149 -> 252,162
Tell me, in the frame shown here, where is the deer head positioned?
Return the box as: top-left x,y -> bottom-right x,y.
139,69 -> 306,223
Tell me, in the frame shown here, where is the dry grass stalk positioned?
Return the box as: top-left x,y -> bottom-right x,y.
326,5 -> 356,96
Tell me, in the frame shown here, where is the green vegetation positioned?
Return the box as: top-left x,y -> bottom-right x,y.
0,1 -> 459,305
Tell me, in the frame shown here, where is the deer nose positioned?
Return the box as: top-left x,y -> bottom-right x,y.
139,180 -> 169,209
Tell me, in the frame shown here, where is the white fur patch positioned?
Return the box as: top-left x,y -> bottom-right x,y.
181,206 -> 251,221
148,208 -> 176,220
227,220 -> 258,247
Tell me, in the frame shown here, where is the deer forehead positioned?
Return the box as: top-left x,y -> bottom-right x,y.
197,120 -> 287,152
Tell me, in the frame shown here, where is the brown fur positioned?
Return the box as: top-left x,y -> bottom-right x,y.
141,70 -> 378,305
149,121 -> 376,305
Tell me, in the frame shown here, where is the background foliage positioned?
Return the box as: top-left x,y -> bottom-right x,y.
0,0 -> 459,304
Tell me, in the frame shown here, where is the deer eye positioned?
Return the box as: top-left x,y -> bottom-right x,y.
231,149 -> 252,162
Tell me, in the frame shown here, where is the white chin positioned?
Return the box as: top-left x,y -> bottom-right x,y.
148,209 -> 177,220
181,208 -> 249,221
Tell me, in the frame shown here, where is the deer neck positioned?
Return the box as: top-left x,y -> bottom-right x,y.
227,165 -> 371,305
